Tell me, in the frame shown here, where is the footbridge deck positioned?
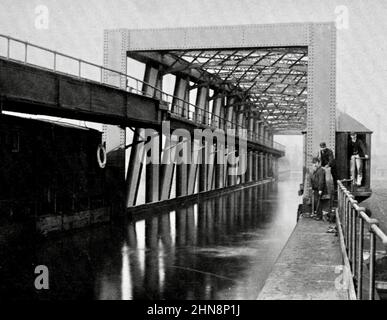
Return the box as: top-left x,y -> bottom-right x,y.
0,34 -> 284,156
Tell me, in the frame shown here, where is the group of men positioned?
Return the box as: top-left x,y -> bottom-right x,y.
310,132 -> 368,220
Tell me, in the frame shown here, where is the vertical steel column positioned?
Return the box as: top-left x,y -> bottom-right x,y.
199,137 -> 208,192
231,107 -> 237,131
195,86 -> 209,124
265,153 -> 269,178
255,152 -> 259,181
219,97 -> 226,131
267,154 -> 271,177
176,162 -> 188,197
215,151 -> 225,189
239,154 -> 246,184
172,77 -> 188,116
306,24 -> 336,170
223,146 -> 228,187
184,81 -> 190,119
125,128 -> 145,207
260,123 -> 265,145
227,146 -> 238,186
143,64 -> 161,203
259,152 -> 264,180
251,152 -> 255,182
212,94 -> 224,189
268,130 -> 272,148
207,143 -> 216,191
226,97 -> 237,186
203,86 -> 210,125
246,150 -> 254,182
187,138 -> 200,195
227,149 -> 234,186
145,133 -> 160,203
155,66 -> 163,100
220,97 -> 227,188
237,105 -> 246,185
225,97 -> 234,130
206,94 -> 221,190
103,30 -> 128,211
195,87 -> 209,191
255,119 -> 261,143
160,135 -> 176,201
248,116 -> 255,141
211,95 -> 222,129
142,64 -> 159,97
274,157 -> 279,179
236,105 -> 245,131
272,157 -> 276,179
176,137 -> 188,197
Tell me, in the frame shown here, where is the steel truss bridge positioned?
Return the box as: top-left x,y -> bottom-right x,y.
0,22 -> 336,209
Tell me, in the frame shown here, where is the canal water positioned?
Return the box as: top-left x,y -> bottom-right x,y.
0,178 -> 300,300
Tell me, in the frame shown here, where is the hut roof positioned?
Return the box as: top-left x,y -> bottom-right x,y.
336,110 -> 372,133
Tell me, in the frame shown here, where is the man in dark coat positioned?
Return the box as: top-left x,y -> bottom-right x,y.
311,157 -> 326,220
318,142 -> 337,190
349,132 -> 369,186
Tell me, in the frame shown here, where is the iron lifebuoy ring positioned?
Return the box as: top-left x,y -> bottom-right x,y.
97,144 -> 107,168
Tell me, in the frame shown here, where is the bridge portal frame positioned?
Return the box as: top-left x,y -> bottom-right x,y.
104,22 -> 336,164
103,23 -> 336,207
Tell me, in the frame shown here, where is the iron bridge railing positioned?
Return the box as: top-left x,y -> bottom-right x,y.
337,180 -> 387,300
0,33 -> 285,153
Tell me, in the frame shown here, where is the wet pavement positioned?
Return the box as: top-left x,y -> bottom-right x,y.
258,218 -> 349,300
0,179 -> 300,300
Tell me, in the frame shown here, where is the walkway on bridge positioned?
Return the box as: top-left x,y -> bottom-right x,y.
258,217 -> 352,300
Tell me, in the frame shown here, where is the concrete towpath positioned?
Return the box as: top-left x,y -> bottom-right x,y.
258,217 -> 353,300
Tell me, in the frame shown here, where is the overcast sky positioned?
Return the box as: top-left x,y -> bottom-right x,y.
0,0 -> 386,157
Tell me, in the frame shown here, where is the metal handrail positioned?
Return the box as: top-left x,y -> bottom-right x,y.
337,180 -> 387,300
0,33 -> 285,152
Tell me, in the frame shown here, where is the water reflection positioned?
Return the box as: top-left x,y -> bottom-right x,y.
0,179 -> 299,300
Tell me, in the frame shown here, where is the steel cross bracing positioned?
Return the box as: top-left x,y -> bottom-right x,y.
163,47 -> 308,133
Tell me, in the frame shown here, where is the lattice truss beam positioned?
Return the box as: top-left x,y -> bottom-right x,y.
164,47 -> 308,133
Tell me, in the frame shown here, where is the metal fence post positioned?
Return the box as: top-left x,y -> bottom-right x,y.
367,219 -> 378,300
369,230 -> 376,300
351,201 -> 358,274
348,206 -> 353,264
345,194 -> 350,249
357,211 -> 365,300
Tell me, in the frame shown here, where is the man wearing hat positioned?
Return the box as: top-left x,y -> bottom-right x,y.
311,157 -> 326,220
349,132 -> 368,186
318,142 -> 337,190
